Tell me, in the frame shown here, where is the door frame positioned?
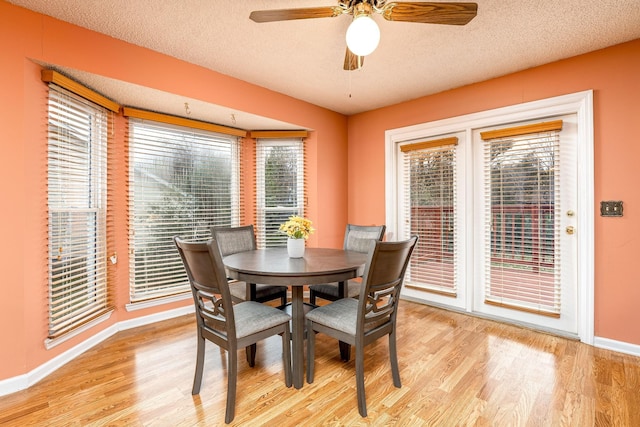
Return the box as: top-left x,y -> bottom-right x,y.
385,90 -> 594,344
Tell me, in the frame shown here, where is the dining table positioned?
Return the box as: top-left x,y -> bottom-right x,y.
223,247 -> 368,389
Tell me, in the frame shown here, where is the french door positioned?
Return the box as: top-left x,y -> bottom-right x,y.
472,114 -> 578,334
389,92 -> 591,339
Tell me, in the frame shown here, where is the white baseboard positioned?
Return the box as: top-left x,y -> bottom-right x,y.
119,305 -> 194,331
593,336 -> 640,358
0,305 -> 194,397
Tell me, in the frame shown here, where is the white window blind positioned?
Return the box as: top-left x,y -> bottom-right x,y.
47,85 -> 111,338
401,137 -> 458,295
255,138 -> 305,248
481,121 -> 562,316
128,119 -> 240,302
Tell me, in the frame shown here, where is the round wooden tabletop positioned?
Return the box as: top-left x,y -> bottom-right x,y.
223,247 -> 367,285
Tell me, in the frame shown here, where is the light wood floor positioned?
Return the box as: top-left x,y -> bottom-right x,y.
1,301 -> 639,426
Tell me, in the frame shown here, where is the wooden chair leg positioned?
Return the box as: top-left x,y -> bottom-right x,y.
192,334 -> 205,394
355,345 -> 367,417
306,320 -> 316,383
339,341 -> 351,361
282,326 -> 292,387
389,330 -> 401,388
246,343 -> 256,367
225,348 -> 238,424
309,290 -> 317,306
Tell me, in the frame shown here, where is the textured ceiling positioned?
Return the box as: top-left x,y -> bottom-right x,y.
8,0 -> 640,130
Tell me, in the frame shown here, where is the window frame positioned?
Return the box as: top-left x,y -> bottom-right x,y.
45,83 -> 113,344
255,138 -> 305,248
127,117 -> 241,304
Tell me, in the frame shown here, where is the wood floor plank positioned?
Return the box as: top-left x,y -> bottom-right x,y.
1,302 -> 639,426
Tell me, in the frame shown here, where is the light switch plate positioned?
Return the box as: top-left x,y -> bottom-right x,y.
600,201 -> 623,217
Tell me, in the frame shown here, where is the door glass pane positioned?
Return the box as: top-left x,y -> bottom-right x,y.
484,130 -> 561,315
403,144 -> 457,294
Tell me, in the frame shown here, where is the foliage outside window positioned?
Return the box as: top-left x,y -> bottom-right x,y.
128,119 -> 240,302
255,139 -> 305,248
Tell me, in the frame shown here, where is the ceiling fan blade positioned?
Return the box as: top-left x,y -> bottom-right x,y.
381,2 -> 477,25
250,6 -> 344,23
344,48 -> 364,71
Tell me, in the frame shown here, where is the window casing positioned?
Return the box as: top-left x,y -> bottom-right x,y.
255,138 -> 305,248
46,85 -> 111,339
128,119 -> 240,302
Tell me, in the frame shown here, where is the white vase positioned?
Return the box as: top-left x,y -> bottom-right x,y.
287,238 -> 305,258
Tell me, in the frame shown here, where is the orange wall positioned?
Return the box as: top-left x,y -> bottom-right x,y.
347,39 -> 640,346
0,2 -> 347,381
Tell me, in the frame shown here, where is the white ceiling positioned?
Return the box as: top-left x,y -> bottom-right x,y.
9,0 -> 640,130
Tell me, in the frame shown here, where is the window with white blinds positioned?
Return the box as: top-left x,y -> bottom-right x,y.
46,85 -> 112,339
128,119 -> 240,302
481,121 -> 562,316
255,138 -> 305,248
401,137 -> 458,295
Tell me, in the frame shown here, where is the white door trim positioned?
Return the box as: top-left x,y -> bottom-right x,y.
385,90 -> 594,344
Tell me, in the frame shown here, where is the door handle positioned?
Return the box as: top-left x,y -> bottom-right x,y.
566,226 -> 575,235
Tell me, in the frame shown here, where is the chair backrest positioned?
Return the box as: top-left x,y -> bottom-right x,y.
343,224 -> 386,253
211,225 -> 257,256
174,236 -> 237,342
357,236 -> 418,335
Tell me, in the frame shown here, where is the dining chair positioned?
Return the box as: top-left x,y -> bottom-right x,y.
174,236 -> 292,424
308,224 -> 386,305
305,235 -> 418,417
211,225 -> 288,306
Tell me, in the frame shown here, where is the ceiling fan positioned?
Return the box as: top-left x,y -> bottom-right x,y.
249,1 -> 478,71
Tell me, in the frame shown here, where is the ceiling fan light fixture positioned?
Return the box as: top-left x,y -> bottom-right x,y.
346,14 -> 380,56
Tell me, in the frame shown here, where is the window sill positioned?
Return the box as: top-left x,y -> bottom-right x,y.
44,310 -> 113,350
125,292 -> 191,312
